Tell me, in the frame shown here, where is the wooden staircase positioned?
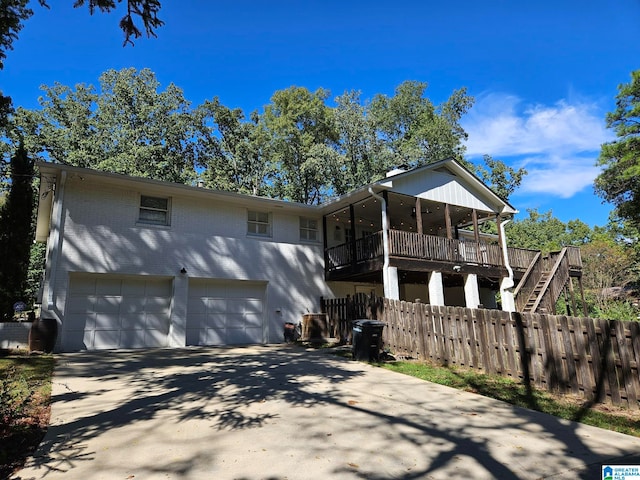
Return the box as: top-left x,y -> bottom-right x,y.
515,248 -> 571,314
522,272 -> 551,313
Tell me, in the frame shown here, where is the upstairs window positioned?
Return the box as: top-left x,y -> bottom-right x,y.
139,195 -> 170,226
300,217 -> 319,242
248,210 -> 271,237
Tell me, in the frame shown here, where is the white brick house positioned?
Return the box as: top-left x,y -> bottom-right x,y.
36,159 -> 549,352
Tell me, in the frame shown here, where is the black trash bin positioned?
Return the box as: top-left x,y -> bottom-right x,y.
352,320 -> 386,362
29,315 -> 58,353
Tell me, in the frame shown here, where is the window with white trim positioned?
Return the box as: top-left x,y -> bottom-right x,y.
247,210 -> 271,237
138,195 -> 170,226
299,217 -> 319,242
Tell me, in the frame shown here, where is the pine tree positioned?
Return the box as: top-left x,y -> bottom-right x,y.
0,142 -> 34,319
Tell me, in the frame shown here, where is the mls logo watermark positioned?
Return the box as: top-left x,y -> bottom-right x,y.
603,465 -> 640,480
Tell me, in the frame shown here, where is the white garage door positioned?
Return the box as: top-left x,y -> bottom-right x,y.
64,274 -> 172,351
186,279 -> 266,346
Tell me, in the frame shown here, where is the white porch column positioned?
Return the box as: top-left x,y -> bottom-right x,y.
498,216 -> 516,312
500,278 -> 516,312
169,273 -> 189,347
385,266 -> 400,300
464,273 -> 481,309
428,271 -> 445,306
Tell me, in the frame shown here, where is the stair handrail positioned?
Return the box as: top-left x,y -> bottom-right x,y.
514,251 -> 544,311
513,251 -> 542,297
530,247 -> 568,313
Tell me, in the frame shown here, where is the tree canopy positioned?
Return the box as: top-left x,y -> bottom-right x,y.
506,209 -> 592,253
7,72 -> 526,206
476,154 -> 527,202
596,69 -> 640,227
10,68 -> 200,183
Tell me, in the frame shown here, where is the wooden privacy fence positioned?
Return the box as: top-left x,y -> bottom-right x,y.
321,295 -> 640,409
320,293 -> 382,341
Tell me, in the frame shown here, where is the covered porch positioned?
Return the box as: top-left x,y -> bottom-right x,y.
319,161 -> 582,314
322,189 -> 518,309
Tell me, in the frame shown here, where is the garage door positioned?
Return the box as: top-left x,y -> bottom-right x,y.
64,274 -> 172,351
186,279 -> 266,346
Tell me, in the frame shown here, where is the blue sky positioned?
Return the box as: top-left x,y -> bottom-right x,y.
4,0 -> 640,226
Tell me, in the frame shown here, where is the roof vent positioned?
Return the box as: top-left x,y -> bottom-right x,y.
386,168 -> 406,178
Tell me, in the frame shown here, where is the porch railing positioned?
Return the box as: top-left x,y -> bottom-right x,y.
388,230 -> 504,266
507,247 -> 539,271
324,230 -> 583,274
326,230 -> 505,271
563,245 -> 583,271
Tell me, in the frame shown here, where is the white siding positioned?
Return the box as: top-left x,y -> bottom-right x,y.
384,169 -> 499,213
44,176 -> 332,350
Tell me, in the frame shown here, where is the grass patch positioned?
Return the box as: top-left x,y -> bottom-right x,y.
0,351 -> 55,478
380,360 -> 640,437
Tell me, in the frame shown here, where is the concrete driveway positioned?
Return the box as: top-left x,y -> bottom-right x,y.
12,345 -> 640,480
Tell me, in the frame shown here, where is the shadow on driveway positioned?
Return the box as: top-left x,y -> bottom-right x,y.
13,345 -> 640,479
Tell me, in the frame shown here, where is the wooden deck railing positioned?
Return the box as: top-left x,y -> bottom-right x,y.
564,245 -> 583,270
507,247 -> 539,271
355,231 -> 384,262
325,230 -> 582,278
325,242 -> 353,270
325,230 -> 506,271
389,230 -> 504,266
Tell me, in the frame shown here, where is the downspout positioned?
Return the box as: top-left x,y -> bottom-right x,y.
499,217 -> 517,312
499,217 -> 514,288
368,187 -> 390,296
45,170 -> 67,311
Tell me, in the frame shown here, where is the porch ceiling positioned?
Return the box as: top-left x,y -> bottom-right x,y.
325,192 -> 497,234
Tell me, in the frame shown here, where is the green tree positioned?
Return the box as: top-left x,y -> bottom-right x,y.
74,0 -> 163,46
581,232 -> 635,314
0,0 -> 35,70
12,82 -> 100,168
333,90 -> 383,193
196,99 -> 272,196
606,214 -> 640,286
475,154 -> 527,202
13,68 -> 201,183
506,209 -> 592,253
0,142 -> 34,319
263,86 -> 341,204
368,80 -> 473,169
596,69 -> 640,227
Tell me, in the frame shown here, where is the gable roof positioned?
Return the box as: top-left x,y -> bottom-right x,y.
35,158 -> 517,241
320,159 -> 518,216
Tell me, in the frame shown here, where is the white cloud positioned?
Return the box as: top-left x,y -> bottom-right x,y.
463,92 -> 613,198
516,155 -> 602,198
